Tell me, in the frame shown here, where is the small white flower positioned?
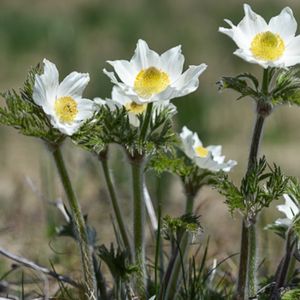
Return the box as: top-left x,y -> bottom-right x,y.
103,39 -> 207,104
276,194 -> 300,226
219,4 -> 300,68
180,126 -> 237,172
95,86 -> 177,127
33,59 -> 95,136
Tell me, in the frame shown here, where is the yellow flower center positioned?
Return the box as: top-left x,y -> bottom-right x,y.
54,96 -> 78,123
250,31 -> 285,61
195,146 -> 209,158
134,67 -> 170,98
125,101 -> 147,114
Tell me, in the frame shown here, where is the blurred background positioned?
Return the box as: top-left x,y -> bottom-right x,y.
1,0 -> 300,294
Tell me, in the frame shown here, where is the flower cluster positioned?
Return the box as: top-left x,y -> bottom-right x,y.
3,4 -> 300,299
32,40 -> 207,140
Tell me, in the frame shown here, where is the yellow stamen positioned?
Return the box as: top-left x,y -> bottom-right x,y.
54,96 -> 78,123
195,146 -> 209,158
125,102 -> 147,114
134,67 -> 170,98
250,31 -> 285,61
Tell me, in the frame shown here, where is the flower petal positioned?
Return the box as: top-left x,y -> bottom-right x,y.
50,117 -> 81,136
111,86 -> 132,106
207,145 -> 222,157
277,194 -> 299,220
180,126 -> 198,159
275,218 -> 292,227
269,7 -> 297,42
103,69 -> 136,94
58,72 -> 90,99
128,112 -> 140,127
233,49 -> 270,68
33,58 -> 59,113
219,20 -> 251,49
238,4 -> 268,37
106,60 -> 136,86
130,39 -> 160,70
160,45 -> 184,80
284,35 -> 300,57
221,160 -> 237,172
163,64 -> 207,99
75,98 -> 95,121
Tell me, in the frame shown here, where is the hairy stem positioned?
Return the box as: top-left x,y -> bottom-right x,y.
248,225 -> 257,297
237,222 -> 249,300
129,154 -> 147,298
52,147 -> 97,300
237,114 -> 266,300
236,68 -> 270,300
140,102 -> 153,141
99,150 -> 132,261
154,197 -> 162,295
185,193 -> 195,214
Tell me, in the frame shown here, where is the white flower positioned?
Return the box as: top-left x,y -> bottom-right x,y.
95,86 -> 177,127
219,4 -> 300,68
103,39 -> 207,104
276,194 -> 300,226
180,126 -> 237,172
33,59 -> 95,136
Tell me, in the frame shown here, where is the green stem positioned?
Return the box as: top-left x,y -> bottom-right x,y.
185,193 -> 195,214
236,71 -> 268,299
140,102 -> 153,141
262,68 -> 269,95
99,151 -> 132,261
248,225 -> 257,297
129,154 -> 147,298
52,147 -> 97,300
236,222 -> 249,300
154,198 -> 162,295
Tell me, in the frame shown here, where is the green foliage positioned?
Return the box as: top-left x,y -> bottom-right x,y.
218,68 -> 300,108
177,240 -> 234,300
214,172 -> 244,215
217,73 -> 262,101
281,289 -> 300,300
287,177 -> 300,205
272,68 -> 300,106
72,104 -> 177,157
264,223 -> 288,239
0,64 -> 63,144
149,148 -> 216,197
72,108 -> 106,154
214,157 -> 289,221
162,214 -> 202,244
97,243 -> 137,282
148,149 -> 186,175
